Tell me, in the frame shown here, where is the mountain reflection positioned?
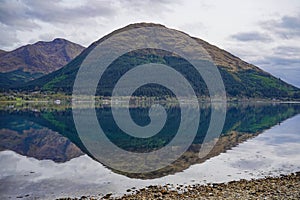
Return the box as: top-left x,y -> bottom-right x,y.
0,102 -> 299,179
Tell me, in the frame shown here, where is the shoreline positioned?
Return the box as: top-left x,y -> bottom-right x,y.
1,92 -> 300,104
58,172 -> 300,199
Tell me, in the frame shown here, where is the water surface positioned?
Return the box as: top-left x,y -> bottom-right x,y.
0,102 -> 300,199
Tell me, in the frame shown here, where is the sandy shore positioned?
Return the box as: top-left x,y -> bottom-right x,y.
58,172 -> 300,199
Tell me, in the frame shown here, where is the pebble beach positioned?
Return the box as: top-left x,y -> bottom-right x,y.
59,172 -> 300,200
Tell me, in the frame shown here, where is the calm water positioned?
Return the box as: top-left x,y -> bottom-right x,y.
0,102 -> 300,199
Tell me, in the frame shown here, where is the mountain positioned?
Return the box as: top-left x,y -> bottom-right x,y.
0,38 -> 84,89
22,23 -> 300,99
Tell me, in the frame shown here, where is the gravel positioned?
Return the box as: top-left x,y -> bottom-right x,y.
58,172 -> 300,200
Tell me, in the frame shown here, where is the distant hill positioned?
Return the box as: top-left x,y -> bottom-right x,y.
0,38 -> 84,89
20,23 -> 300,99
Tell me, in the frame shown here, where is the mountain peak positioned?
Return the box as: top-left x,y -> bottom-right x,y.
89,22 -> 259,73
53,38 -> 67,42
32,38 -> 79,47
124,22 -> 166,29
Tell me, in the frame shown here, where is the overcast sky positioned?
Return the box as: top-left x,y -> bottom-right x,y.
1,0 -> 299,87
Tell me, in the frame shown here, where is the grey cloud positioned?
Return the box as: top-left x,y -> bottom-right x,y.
0,0 -> 117,50
0,0 -> 116,27
24,0 -> 116,24
0,0 -> 175,28
253,56 -> 300,70
120,0 -> 178,15
254,45 -> 300,67
0,0 -> 38,30
38,33 -> 63,42
281,15 -> 300,29
0,0 -> 177,50
273,46 -> 300,58
231,32 -> 272,42
122,0 -> 176,7
230,14 -> 300,44
0,24 -> 20,49
253,56 -> 300,88
262,56 -> 300,66
261,14 -> 300,39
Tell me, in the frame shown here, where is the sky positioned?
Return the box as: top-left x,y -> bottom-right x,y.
0,0 -> 300,87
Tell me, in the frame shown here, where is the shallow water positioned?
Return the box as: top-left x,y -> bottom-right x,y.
0,103 -> 300,199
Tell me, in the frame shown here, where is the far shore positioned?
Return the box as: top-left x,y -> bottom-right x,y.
1,94 -> 300,103
1,96 -> 300,111
1,91 -> 300,103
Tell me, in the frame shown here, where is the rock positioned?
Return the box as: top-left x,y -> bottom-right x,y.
103,193 -> 112,199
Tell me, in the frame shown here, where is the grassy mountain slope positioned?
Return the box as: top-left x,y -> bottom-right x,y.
22,23 -> 300,99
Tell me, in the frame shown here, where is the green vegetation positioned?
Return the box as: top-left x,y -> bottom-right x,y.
218,67 -> 300,99
0,69 -> 43,90
42,75 -> 67,90
15,49 -> 299,100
